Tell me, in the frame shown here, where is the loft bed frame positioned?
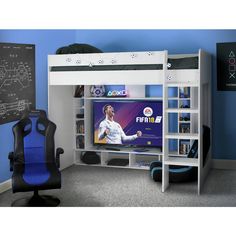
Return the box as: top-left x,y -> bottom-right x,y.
48,50 -> 211,194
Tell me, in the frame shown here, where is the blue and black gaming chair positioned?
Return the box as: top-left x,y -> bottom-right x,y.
150,126 -> 210,183
150,141 -> 198,183
8,110 -> 64,206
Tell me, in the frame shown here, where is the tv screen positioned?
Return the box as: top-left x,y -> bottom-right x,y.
93,100 -> 163,148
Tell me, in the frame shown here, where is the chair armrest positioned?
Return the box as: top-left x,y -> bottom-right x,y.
8,152 -> 14,172
56,148 -> 64,168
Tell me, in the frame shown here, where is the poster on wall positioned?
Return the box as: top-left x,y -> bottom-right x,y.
0,43 -> 35,125
217,42 -> 236,91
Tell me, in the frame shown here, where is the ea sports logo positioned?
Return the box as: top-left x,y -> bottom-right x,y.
143,107 -> 153,117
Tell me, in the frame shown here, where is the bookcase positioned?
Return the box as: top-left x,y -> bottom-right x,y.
48,50 -> 211,194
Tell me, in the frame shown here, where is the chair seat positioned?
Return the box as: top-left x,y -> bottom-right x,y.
12,162 -> 61,193
150,160 -> 197,183
23,163 -> 50,185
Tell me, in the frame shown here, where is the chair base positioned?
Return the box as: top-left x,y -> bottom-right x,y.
12,190 -> 60,207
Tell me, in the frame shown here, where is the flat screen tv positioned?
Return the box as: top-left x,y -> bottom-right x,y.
93,100 -> 163,148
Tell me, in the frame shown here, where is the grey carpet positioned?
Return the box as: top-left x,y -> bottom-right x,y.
1,165 -> 236,207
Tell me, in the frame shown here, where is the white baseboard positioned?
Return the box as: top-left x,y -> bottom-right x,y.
0,179 -> 12,194
212,159 -> 236,170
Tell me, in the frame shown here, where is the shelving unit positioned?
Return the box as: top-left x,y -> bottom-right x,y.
73,96 -> 85,151
163,51 -> 212,194
72,84 -> 163,170
74,148 -> 162,171
48,50 -> 211,194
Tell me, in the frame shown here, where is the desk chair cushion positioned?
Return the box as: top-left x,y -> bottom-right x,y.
23,161 -> 50,185
12,163 -> 61,193
149,160 -> 197,183
150,164 -> 197,183
22,116 -> 50,185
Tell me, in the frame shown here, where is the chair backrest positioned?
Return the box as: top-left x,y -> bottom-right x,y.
23,112 -> 46,164
13,110 -> 56,165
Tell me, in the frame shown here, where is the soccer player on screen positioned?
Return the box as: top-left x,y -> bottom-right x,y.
98,104 -> 142,144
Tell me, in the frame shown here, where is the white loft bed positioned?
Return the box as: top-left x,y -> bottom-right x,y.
48,50 -> 211,194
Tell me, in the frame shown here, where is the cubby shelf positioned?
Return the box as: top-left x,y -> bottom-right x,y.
167,83 -> 198,87
130,166 -> 150,170
166,108 -> 198,113
165,133 -> 199,139
84,97 -> 163,100
164,157 -> 198,167
168,151 -> 188,157
168,97 -> 191,100
74,162 -> 101,167
80,146 -> 163,156
73,144 -> 161,172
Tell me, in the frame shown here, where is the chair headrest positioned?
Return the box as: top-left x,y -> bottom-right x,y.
22,109 -> 47,119
14,110 -> 49,137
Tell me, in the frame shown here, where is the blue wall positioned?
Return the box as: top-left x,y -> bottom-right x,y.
0,30 -> 75,182
75,30 -> 236,161
1,29 -> 236,183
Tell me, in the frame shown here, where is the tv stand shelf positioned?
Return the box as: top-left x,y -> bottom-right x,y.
74,148 -> 161,171
48,50 -> 212,194
86,146 -> 162,156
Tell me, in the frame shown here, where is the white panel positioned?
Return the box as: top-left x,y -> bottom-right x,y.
48,51 -> 165,67
101,152 -> 109,166
74,150 -> 82,164
165,133 -> 198,139
48,85 -> 74,169
166,108 -> 198,113
166,70 -> 199,84
84,146 -> 162,155
191,87 -> 198,109
168,53 -> 198,59
162,51 -> 169,192
199,50 -> 212,194
84,85 -> 90,97
49,70 -> 164,85
129,153 -> 136,167
126,85 -> 145,98
199,51 -> 211,84
84,99 -> 92,148
162,164 -> 169,192
165,157 -> 198,167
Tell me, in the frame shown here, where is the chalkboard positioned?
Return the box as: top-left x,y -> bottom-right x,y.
0,43 -> 35,124
217,42 -> 236,91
